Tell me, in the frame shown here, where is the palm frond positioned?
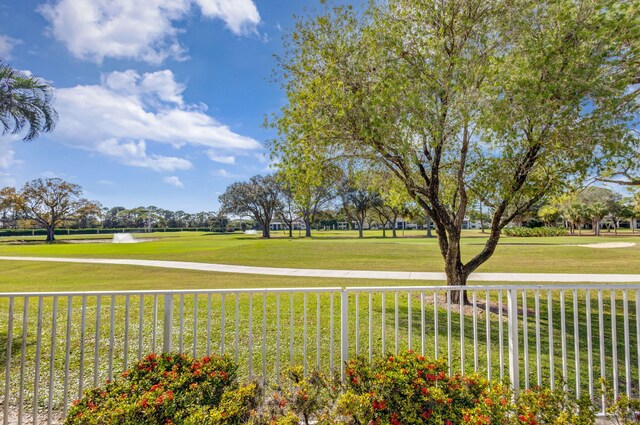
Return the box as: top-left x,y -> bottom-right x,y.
0,59 -> 58,141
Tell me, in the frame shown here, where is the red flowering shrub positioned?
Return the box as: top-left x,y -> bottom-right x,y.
63,351 -> 607,425
64,353 -> 254,425
330,351 -> 595,425
334,351 -> 512,425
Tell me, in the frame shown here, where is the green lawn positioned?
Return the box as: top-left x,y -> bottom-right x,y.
1,230 -> 640,284
1,230 -> 639,414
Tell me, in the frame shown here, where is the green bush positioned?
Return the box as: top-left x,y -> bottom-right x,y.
332,352 -> 520,425
503,226 -> 568,237
66,351 -> 640,425
258,351 -> 596,425
64,353 -> 259,425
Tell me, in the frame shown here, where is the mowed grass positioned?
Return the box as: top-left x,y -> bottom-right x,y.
1,285 -> 637,413
2,230 -> 640,415
1,229 -> 640,277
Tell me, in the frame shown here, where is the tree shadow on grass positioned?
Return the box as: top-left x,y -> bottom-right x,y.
0,331 -> 31,369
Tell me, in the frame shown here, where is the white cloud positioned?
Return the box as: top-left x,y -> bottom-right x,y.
53,69 -> 260,171
0,35 -> 21,59
39,171 -> 76,179
0,172 -> 15,187
163,175 -> 184,188
206,151 -> 235,164
195,0 -> 260,35
39,0 -> 260,64
0,144 -> 16,169
254,152 -> 269,163
97,179 -> 115,185
95,139 -> 193,172
213,168 -> 232,177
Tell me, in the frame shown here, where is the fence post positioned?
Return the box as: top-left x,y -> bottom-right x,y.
507,289 -> 520,395
341,288 -> 349,381
163,294 -> 173,353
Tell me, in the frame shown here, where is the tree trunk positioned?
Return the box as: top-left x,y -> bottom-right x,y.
262,227 -> 270,238
426,216 -> 433,238
288,225 -> 293,238
358,220 -> 364,238
391,213 -> 399,238
304,217 -> 312,237
382,224 -> 386,238
46,226 -> 55,242
443,233 -> 470,304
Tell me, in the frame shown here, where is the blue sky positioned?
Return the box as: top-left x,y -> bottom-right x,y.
0,0 -> 325,212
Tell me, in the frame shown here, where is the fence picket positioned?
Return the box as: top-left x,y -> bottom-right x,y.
0,284 -> 638,423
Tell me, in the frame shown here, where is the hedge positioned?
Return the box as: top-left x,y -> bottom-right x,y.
503,227 -> 568,237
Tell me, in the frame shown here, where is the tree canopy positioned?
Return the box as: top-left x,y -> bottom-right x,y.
3,178 -> 98,241
219,175 -> 281,238
0,60 -> 57,141
273,0 -> 640,295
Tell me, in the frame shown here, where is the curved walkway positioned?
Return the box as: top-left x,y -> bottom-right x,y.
2,255 -> 640,283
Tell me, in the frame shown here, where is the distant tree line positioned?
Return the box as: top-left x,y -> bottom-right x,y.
0,178 -> 230,241
217,169 -> 640,240
217,167 -> 437,239
510,187 -> 640,235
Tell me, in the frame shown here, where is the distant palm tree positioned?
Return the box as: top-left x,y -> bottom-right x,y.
0,60 -> 57,141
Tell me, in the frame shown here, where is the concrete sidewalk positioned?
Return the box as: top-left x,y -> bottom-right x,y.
2,256 -> 640,283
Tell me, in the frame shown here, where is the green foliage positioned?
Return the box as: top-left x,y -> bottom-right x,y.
273,0 -> 640,286
601,381 -> 640,425
606,393 -> 640,425
218,175 -> 282,238
186,382 -> 262,425
64,353 -> 252,425
0,60 -> 57,141
537,205 -> 561,227
250,367 -> 336,425
503,227 -> 568,237
334,352 -> 513,425
284,351 -> 595,425
516,386 -> 595,425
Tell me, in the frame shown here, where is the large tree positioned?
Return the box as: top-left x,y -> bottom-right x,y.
269,142 -> 338,237
274,0 -> 640,300
367,169 -> 412,237
339,173 -> 377,238
219,175 -> 281,238
0,60 -> 57,141
6,178 -> 94,241
0,186 -> 20,228
577,187 -> 618,236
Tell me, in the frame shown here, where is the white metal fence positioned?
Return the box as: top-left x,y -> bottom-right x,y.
1,284 -> 640,424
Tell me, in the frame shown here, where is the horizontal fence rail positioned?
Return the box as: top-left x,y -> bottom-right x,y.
2,284 -> 640,424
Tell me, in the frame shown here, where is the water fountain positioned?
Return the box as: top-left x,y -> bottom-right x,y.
112,233 -> 138,243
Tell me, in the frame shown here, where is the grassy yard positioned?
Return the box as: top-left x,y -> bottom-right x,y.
1,286 -> 637,413
1,230 -> 640,281
1,230 -> 640,415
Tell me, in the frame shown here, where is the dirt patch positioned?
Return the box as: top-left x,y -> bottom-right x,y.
418,293 -> 534,318
0,404 -> 63,425
568,242 -> 636,249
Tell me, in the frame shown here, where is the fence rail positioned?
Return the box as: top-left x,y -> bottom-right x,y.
2,284 -> 640,424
